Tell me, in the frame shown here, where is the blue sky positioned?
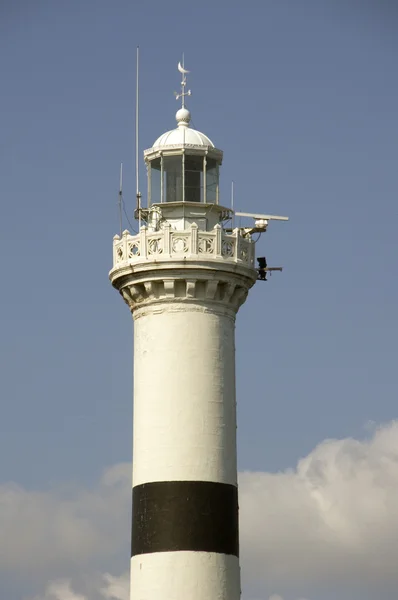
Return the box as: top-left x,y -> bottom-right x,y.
1,2 -> 398,599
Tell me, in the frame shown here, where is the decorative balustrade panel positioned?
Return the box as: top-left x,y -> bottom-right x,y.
198,232 -> 215,255
170,233 -> 191,255
147,234 -> 164,256
113,226 -> 254,269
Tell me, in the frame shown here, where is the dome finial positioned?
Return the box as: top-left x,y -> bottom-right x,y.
176,106 -> 191,127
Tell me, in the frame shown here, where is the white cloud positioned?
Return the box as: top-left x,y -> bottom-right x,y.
239,420 -> 398,593
29,572 -> 129,600
0,463 -> 131,576
3,422 -> 398,599
100,572 -> 129,600
31,579 -> 87,600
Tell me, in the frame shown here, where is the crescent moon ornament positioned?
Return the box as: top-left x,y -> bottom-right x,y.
178,61 -> 190,74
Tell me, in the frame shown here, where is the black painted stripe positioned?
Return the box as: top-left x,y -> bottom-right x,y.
131,480 -> 239,557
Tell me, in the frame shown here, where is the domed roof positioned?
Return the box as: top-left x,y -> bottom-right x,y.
151,108 -> 215,149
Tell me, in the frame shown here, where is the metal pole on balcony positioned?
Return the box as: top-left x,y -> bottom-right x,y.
203,155 -> 207,204
160,154 -> 164,203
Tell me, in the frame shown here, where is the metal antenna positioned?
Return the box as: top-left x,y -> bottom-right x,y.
135,46 -> 142,224
176,54 -> 191,108
118,162 -> 123,236
231,181 -> 235,228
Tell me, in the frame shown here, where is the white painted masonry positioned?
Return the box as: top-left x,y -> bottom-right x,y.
130,552 -> 240,600
132,303 -> 237,486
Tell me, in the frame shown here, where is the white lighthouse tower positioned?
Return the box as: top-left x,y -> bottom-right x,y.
109,63 -> 287,600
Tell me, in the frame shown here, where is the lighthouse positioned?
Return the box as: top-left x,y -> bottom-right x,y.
109,62 -> 287,600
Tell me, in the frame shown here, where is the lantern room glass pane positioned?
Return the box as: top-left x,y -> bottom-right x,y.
150,158 -> 161,204
206,158 -> 218,204
185,155 -> 203,203
164,156 -> 183,203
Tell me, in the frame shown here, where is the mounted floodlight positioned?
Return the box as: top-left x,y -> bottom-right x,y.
256,254 -> 283,282
257,257 -> 267,270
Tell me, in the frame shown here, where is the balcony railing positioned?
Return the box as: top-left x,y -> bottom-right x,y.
112,223 -> 255,269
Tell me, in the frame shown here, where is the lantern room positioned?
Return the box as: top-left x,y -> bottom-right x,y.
144,107 -> 223,207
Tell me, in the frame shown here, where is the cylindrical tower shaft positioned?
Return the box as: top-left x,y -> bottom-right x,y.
130,302 -> 240,600
133,304 -> 237,487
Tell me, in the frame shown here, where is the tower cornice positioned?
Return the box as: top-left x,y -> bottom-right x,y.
113,268 -> 254,317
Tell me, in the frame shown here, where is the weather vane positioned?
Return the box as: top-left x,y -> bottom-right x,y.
175,57 -> 191,108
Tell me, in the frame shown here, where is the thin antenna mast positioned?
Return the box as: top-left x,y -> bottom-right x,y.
231,181 -> 235,228
118,162 -> 123,236
135,46 -> 142,224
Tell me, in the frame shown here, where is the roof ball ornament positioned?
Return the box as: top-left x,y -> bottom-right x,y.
176,107 -> 191,127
